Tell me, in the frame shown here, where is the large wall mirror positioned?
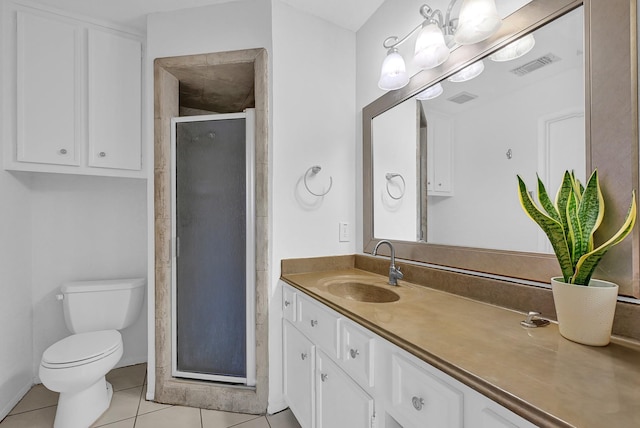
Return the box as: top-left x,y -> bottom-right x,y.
363,0 -> 640,297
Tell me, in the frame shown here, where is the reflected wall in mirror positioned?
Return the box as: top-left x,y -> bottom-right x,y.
372,7 -> 585,253
363,0 -> 639,297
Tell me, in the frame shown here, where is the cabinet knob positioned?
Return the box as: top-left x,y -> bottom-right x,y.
284,300 -> 290,307
320,373 -> 328,382
99,151 -> 106,157
412,396 -> 425,411
301,353 -> 308,360
438,183 -> 442,186
349,348 -> 359,359
59,149 -> 67,155
310,320 -> 318,327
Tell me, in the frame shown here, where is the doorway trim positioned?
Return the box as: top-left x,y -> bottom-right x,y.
153,49 -> 269,413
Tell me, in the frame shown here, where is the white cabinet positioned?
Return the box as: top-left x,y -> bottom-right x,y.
282,283 -> 538,428
282,286 -> 375,428
283,321 -> 315,428
316,350 -> 374,428
425,110 -> 453,196
4,5 -> 144,178
16,10 -> 81,166
87,28 -> 141,170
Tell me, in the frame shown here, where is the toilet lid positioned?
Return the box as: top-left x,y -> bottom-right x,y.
42,330 -> 122,368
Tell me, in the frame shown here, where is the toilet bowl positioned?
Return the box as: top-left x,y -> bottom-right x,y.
38,278 -> 144,428
40,330 -> 124,428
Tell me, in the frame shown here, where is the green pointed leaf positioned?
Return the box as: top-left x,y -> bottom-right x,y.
566,187 -> 581,266
576,169 -> 604,255
555,171 -> 573,243
537,175 -> 560,223
517,175 -> 573,282
572,191 -> 637,284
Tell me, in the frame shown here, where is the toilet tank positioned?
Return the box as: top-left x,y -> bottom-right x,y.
61,278 -> 145,334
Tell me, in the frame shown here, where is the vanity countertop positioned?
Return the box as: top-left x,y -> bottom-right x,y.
281,266 -> 640,428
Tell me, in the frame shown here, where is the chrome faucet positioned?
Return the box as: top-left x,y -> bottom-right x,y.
372,240 -> 403,286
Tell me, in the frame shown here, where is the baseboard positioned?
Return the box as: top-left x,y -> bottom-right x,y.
0,381 -> 32,421
267,397 -> 288,415
116,355 -> 148,369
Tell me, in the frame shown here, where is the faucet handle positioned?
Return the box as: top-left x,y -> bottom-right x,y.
394,266 -> 403,279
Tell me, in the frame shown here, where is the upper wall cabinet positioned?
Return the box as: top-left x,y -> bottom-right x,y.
3,4 -> 145,178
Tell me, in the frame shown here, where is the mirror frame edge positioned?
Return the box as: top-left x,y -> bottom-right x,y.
363,0 -> 640,297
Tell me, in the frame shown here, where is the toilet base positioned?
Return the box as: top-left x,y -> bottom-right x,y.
54,378 -> 113,428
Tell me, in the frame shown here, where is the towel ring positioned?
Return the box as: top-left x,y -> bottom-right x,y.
385,173 -> 406,200
304,165 -> 332,197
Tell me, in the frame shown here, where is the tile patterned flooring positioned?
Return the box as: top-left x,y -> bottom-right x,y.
0,364 -> 300,428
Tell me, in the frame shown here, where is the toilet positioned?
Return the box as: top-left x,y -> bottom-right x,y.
39,278 -> 145,428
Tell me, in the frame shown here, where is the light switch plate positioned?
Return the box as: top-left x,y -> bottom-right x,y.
339,222 -> 350,242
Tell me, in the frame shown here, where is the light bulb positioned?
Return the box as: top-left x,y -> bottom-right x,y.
378,49 -> 409,91
454,0 -> 502,45
448,60 -> 485,82
414,23 -> 450,70
416,83 -> 444,100
490,34 -> 536,62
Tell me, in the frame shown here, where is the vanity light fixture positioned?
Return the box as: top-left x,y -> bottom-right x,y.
447,60 -> 485,82
378,0 -> 502,91
490,33 -> 536,62
415,82 -> 444,100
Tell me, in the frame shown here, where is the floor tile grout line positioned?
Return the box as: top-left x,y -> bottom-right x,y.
6,403 -> 57,416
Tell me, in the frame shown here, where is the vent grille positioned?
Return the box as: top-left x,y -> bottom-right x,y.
510,53 -> 561,76
447,92 -> 478,104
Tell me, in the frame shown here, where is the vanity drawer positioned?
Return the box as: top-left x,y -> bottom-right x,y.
340,319 -> 375,388
282,285 -> 296,322
391,353 -> 463,428
298,294 -> 339,357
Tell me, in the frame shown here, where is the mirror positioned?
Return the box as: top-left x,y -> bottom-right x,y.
363,0 -> 640,297
372,7 -> 584,253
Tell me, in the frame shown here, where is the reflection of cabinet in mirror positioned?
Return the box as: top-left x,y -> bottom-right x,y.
422,108 -> 453,197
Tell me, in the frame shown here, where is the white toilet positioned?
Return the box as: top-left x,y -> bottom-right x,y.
39,278 -> 145,428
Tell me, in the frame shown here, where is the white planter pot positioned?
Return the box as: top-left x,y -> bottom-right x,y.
551,277 -> 618,346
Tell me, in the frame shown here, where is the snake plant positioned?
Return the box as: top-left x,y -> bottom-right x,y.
517,170 -> 636,285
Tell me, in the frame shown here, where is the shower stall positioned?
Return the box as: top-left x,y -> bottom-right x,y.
170,110 -> 255,385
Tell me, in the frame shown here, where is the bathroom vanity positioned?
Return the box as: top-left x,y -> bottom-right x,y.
280,255 -> 640,428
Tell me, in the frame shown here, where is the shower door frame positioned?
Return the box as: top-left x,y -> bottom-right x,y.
169,110 -> 256,385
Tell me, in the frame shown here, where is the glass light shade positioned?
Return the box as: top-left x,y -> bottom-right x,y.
413,24 -> 450,70
454,0 -> 502,45
378,50 -> 409,90
490,34 -> 536,62
447,60 -> 485,82
416,83 -> 444,100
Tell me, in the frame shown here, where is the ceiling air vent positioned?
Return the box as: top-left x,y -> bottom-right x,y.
447,91 -> 478,104
510,53 -> 561,76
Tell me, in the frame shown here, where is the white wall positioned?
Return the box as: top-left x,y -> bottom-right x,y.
0,169 -> 33,418
0,1 -> 33,418
270,0 -> 356,411
30,175 -> 148,377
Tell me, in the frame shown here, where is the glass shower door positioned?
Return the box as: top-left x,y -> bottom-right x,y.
170,111 -> 255,385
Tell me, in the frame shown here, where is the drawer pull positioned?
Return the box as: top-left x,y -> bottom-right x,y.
59,149 -> 67,155
320,373 -> 328,382
412,396 -> 425,411
349,348 -> 360,359
99,151 -> 107,157
310,320 -> 318,327
284,300 -> 290,307
301,353 -> 308,360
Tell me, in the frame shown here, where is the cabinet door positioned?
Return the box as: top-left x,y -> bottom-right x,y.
425,110 -> 453,196
16,11 -> 80,166
87,28 -> 141,170
283,321 -> 315,428
316,350 -> 374,428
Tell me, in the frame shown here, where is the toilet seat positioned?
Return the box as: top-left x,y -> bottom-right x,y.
42,330 -> 122,369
